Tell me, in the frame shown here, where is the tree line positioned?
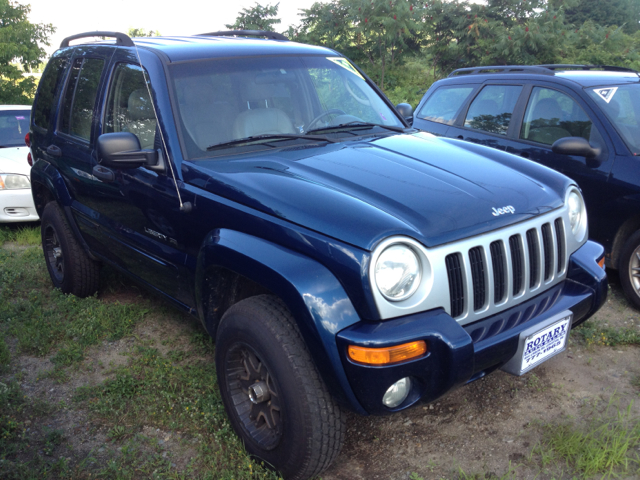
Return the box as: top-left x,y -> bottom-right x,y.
1,0 -> 639,106
228,0 -> 640,105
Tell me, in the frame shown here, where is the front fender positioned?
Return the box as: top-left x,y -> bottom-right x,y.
195,229 -> 367,414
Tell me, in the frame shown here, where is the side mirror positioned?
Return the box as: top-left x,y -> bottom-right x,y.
396,103 -> 413,125
551,136 -> 602,166
97,132 -> 158,169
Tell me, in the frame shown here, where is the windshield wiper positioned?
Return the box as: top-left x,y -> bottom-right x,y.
206,133 -> 337,151
306,121 -> 406,135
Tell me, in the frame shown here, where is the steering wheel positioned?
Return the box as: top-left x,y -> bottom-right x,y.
306,109 -> 347,131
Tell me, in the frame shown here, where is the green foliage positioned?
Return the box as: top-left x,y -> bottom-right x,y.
0,0 -> 54,104
225,2 -> 282,32
558,0 -> 640,34
127,27 -> 160,37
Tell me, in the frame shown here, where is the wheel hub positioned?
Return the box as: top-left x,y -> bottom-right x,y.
44,226 -> 64,283
226,345 -> 282,450
631,246 -> 640,294
248,381 -> 271,404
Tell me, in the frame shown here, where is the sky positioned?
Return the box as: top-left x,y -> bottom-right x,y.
25,0 -> 320,56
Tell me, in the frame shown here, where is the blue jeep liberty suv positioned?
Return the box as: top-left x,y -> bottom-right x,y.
29,32 -> 607,479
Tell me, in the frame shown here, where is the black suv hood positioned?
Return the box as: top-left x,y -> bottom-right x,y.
188,133 -> 569,250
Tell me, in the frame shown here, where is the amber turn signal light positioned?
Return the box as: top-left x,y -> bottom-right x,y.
597,256 -> 605,269
348,341 -> 427,366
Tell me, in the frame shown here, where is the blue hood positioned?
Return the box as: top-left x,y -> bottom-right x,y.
187,132 -> 570,250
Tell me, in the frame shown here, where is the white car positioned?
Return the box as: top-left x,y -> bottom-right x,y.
0,105 -> 38,222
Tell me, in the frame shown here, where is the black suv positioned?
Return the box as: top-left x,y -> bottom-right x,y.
413,65 -> 640,309
29,35 -> 607,479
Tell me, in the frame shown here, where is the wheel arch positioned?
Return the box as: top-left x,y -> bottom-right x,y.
30,160 -> 74,217
195,228 -> 366,414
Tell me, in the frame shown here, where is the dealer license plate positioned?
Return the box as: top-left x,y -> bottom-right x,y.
501,311 -> 572,376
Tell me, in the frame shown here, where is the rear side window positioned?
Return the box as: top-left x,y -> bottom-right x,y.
33,57 -> 69,131
464,85 -> 522,135
59,58 -> 105,141
416,86 -> 475,125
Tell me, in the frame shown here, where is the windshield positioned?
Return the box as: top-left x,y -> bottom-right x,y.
0,110 -> 29,147
587,84 -> 640,155
169,55 -> 403,159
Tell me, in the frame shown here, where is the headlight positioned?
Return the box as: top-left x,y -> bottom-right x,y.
0,174 -> 30,190
374,244 -> 421,301
566,187 -> 587,242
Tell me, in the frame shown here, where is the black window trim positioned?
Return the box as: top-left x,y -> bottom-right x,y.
458,81 -> 527,138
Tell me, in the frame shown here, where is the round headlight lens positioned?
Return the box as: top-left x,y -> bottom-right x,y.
567,191 -> 583,235
375,244 -> 421,301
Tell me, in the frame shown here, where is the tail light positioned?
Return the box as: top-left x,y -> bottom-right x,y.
25,132 -> 33,166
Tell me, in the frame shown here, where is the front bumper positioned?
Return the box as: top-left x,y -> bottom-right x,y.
336,240 -> 607,415
0,188 -> 39,222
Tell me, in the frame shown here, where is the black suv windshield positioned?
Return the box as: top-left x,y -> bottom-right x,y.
0,110 -> 29,147
169,55 -> 403,159
588,84 -> 640,155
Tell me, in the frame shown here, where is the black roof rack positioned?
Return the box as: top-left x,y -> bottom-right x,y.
60,31 -> 134,48
538,64 -> 639,73
449,64 -> 639,77
199,30 -> 288,41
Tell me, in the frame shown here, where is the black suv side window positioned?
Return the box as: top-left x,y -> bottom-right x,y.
59,58 -> 105,141
104,63 -> 156,149
464,85 -> 522,135
520,87 -> 595,146
33,57 -> 69,131
416,86 -> 475,125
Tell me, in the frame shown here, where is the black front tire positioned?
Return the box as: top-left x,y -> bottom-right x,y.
41,202 -> 100,297
620,229 -> 640,310
215,295 -> 345,480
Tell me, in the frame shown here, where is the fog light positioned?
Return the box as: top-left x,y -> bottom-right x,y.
382,377 -> 411,408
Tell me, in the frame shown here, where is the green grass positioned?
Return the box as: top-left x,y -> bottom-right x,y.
533,398 -> 640,478
573,321 -> 640,347
0,223 -> 40,245
0,226 -> 283,479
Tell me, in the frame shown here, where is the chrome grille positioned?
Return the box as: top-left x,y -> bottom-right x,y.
444,216 -> 568,324
370,203 -> 581,325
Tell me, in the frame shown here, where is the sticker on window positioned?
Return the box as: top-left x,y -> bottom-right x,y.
593,87 -> 618,104
327,57 -> 364,80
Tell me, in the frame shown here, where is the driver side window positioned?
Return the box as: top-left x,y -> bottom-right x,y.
104,63 -> 156,149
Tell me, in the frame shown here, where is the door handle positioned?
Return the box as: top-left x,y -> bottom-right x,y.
46,145 -> 62,157
92,165 -> 115,182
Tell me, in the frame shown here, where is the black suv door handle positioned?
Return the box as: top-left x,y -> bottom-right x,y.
46,145 -> 62,157
92,165 -> 115,182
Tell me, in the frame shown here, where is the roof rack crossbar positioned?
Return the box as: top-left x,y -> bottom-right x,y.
60,31 -> 134,48
199,30 -> 288,41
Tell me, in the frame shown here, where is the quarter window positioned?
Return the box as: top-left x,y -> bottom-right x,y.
33,56 -> 69,131
416,86 -> 475,125
59,58 -> 104,141
104,63 -> 156,149
464,85 -> 522,135
520,87 -> 594,145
